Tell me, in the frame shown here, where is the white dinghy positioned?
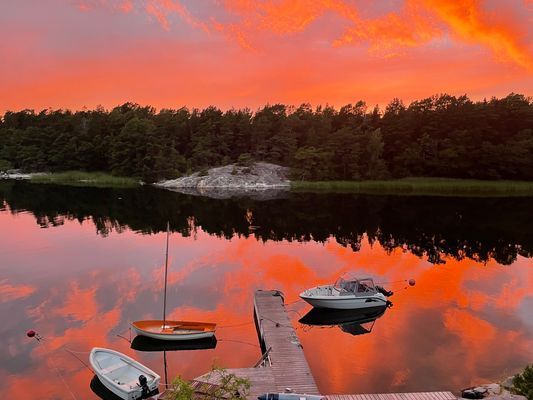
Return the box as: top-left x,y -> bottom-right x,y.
300,276 -> 392,310
89,347 -> 160,400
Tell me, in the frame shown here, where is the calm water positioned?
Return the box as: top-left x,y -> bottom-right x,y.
0,181 -> 532,399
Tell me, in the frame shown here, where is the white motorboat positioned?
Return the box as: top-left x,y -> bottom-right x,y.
89,347 -> 160,400
299,276 -> 392,310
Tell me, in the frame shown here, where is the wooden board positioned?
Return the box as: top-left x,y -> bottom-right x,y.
325,393 -> 456,400
254,290 -> 320,395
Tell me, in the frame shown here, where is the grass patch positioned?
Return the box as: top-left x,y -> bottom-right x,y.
31,171 -> 140,188
291,177 -> 533,197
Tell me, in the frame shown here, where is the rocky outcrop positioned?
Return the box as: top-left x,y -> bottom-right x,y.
155,162 -> 291,199
0,170 -> 45,180
461,381 -> 527,400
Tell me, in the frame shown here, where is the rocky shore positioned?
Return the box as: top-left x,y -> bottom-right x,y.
155,162 -> 291,199
460,376 -> 528,400
0,170 -> 45,180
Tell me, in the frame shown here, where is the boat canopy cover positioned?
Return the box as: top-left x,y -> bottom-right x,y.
334,277 -> 377,294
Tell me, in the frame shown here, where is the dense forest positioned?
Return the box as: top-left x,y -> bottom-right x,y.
1,181 -> 531,265
1,93 -> 532,182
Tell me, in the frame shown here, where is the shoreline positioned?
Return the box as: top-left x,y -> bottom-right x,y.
291,178 -> 533,197
2,171 -> 533,197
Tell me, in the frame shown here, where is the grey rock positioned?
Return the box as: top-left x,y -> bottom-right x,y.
501,376 -> 515,390
485,384 -> 501,395
484,394 -> 527,400
154,162 -> 291,199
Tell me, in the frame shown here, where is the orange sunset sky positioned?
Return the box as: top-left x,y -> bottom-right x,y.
1,0 -> 532,113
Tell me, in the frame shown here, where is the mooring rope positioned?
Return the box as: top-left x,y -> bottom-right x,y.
64,348 -> 94,374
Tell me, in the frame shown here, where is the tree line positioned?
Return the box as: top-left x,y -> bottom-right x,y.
0,93 -> 532,182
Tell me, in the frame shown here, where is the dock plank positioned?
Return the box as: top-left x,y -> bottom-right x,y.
254,290 -> 320,395
325,394 -> 456,400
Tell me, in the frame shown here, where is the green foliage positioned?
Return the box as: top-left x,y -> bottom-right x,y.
167,376 -> 194,400
30,171 -> 138,187
0,94 -> 532,182
0,159 -> 12,172
291,178 -> 533,197
237,153 -> 254,167
206,367 -> 251,399
513,365 -> 533,400
292,146 -> 332,180
166,368 -> 250,400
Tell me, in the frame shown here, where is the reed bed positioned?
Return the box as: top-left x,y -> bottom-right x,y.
31,171 -> 139,188
291,178 -> 533,197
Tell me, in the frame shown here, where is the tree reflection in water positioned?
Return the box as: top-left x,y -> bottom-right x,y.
0,180 -> 531,266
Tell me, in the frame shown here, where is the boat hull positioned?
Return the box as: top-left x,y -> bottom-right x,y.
96,373 -> 151,400
131,320 -> 216,341
89,348 -> 160,400
299,294 -> 388,309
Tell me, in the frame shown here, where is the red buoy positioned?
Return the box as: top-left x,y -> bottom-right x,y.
26,330 -> 36,338
408,279 -> 416,286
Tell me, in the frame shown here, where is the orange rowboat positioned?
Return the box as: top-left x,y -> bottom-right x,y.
132,224 -> 216,342
131,320 -> 216,341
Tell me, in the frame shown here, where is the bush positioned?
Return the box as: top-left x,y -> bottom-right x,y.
0,159 -> 12,173
167,368 -> 250,400
237,153 -> 254,167
207,367 -> 251,399
513,365 -> 533,400
167,376 -> 193,400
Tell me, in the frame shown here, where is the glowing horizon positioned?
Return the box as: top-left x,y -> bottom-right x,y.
1,0 -> 532,114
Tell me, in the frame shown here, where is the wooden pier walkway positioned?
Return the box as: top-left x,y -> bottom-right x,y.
326,392 -> 457,400
254,289 -> 319,394
193,289 -> 456,400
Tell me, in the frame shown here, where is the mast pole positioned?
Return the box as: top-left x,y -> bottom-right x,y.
163,221 -> 170,328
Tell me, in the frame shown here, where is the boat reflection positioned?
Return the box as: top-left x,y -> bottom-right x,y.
90,374 -> 124,400
130,335 -> 218,352
299,306 -> 388,336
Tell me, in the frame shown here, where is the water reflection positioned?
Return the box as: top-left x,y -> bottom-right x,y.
1,180 -> 531,264
130,336 -> 218,352
0,182 -> 531,399
90,374 -> 123,400
299,306 -> 388,336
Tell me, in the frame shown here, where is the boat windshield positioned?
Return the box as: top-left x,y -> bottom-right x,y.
334,277 -> 376,294
356,279 -> 376,293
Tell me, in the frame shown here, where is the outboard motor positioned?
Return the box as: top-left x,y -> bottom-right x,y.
138,375 -> 150,398
376,285 -> 394,297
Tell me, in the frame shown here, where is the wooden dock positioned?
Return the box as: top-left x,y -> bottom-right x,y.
326,393 -> 457,400
193,290 -> 457,400
254,289 -> 319,394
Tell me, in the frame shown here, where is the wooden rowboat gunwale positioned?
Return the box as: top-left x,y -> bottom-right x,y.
131,319 -> 216,341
